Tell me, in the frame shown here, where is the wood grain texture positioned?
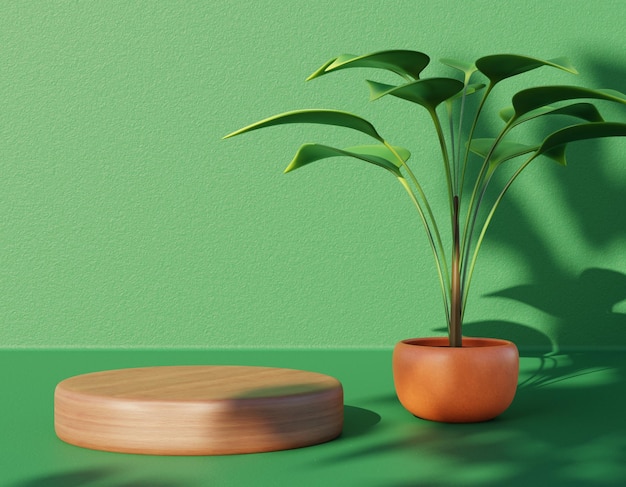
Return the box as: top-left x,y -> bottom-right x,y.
54,365 -> 343,455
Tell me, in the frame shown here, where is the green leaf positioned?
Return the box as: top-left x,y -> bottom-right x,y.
512,86 -> 626,119
499,106 -> 516,122
284,143 -> 410,176
469,138 -> 537,168
307,50 -> 430,81
223,109 -> 384,142
306,57 -> 338,81
476,54 -> 578,85
367,78 -> 465,111
534,102 -> 604,122
447,83 -> 486,102
440,58 -> 477,77
502,102 -> 605,124
536,122 -> 626,165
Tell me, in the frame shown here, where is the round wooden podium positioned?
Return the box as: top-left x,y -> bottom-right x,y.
54,365 -> 343,455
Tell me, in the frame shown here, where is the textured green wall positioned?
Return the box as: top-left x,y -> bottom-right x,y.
1,1 -> 625,350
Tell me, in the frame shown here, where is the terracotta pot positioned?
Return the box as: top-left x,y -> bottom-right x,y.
393,337 -> 519,423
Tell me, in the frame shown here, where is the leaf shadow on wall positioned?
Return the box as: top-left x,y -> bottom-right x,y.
476,138 -> 626,351
487,267 -> 626,349
470,52 -> 626,352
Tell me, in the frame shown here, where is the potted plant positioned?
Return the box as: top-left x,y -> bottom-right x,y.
224,50 -> 626,422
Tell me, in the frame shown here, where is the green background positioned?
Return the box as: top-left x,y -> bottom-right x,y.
1,0 -> 625,351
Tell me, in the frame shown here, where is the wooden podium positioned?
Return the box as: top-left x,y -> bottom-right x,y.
54,365 -> 343,455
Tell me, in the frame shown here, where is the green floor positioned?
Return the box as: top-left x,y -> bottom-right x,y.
1,349 -> 625,486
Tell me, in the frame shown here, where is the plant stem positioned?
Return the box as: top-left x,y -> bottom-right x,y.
454,74 -> 472,194
397,176 -> 451,325
404,161 -> 451,290
428,108 -> 455,222
449,195 -> 462,347
459,84 -> 493,201
446,101 -> 457,194
460,118 -> 514,299
461,154 -> 536,318
384,141 -> 451,293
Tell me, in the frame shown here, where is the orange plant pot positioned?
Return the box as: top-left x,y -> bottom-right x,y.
393,337 -> 519,423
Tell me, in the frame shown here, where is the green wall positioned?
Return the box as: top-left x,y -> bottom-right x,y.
1,0 -> 625,350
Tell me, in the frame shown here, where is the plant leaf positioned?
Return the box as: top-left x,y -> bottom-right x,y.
306,57 -> 339,81
307,50 -> 430,81
223,109 -> 384,142
447,83 -> 486,102
502,102 -> 605,124
499,106 -> 516,122
536,122 -> 626,165
469,138 -> 537,168
476,54 -> 578,85
440,58 -> 477,77
367,78 -> 465,111
284,143 -> 410,176
512,86 -> 626,119
556,103 -> 605,123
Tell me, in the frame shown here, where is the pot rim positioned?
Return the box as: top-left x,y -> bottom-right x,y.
398,336 -> 516,349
